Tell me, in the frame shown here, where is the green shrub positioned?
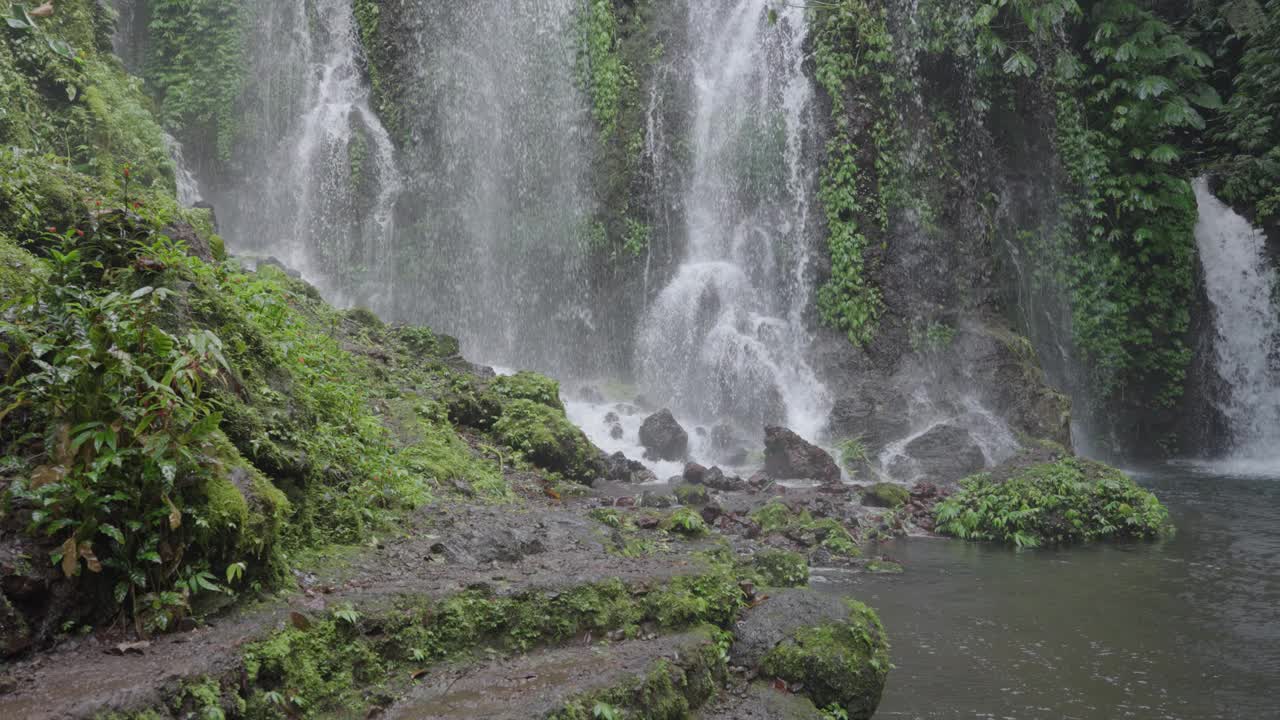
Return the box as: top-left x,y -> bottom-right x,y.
934,458 -> 1171,547
662,507 -> 708,538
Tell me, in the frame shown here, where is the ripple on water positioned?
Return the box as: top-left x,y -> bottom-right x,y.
833,467 -> 1280,719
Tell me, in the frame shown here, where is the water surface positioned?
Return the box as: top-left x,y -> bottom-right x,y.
825,466 -> 1280,719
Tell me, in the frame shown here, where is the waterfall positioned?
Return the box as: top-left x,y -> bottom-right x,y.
378,0 -> 594,371
162,133 -> 203,207
216,0 -> 400,310
634,1 -> 829,440
1193,178 -> 1280,462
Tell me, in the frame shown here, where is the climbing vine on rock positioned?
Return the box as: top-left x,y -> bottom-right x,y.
811,0 -> 898,346
977,0 -> 1217,408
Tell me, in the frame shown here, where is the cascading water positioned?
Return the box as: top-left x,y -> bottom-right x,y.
215,0 -> 400,309
1193,177 -> 1280,463
379,0 -> 595,371
162,133 -> 203,208
635,1 -> 829,441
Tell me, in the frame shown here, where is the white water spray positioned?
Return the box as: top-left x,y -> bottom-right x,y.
220,0 -> 401,309
635,1 -> 829,442
1193,178 -> 1280,464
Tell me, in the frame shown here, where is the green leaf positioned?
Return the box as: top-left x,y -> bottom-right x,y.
100,524 -> 125,544
46,39 -> 76,61
1002,51 -> 1038,77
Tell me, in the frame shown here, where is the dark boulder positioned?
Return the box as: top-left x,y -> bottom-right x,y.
162,220 -> 214,263
764,427 -> 841,484
639,409 -> 688,461
683,462 -> 707,484
891,424 -> 985,483
702,466 -> 747,492
602,451 -> 658,484
827,385 -> 910,453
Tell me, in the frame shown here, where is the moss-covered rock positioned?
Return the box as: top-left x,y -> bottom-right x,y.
493,399 -> 602,483
759,600 -> 890,719
661,507 -> 709,538
862,482 -> 909,508
674,483 -> 709,506
550,629 -> 727,720
444,375 -> 504,429
934,457 -> 1172,547
0,234 -> 42,299
491,371 -> 564,411
751,550 -> 810,588
750,503 -> 861,558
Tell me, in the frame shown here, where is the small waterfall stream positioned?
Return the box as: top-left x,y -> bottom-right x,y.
1193,178 -> 1280,463
217,0 -> 401,309
635,1 -> 829,441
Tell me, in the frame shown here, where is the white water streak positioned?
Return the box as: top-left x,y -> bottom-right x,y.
1193,177 -> 1280,462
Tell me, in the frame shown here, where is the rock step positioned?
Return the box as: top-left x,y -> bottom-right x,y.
0,504 -> 718,720
697,682 -> 826,719
385,630 -> 717,719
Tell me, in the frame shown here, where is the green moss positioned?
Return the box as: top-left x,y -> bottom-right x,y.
673,483 -> 709,506
750,504 -> 861,558
243,618 -> 385,716
201,473 -> 250,533
492,399 -> 600,483
760,600 -> 890,719
862,483 -> 909,508
551,632 -> 727,720
661,507 -> 708,537
934,458 -> 1172,547
0,233 -> 41,299
752,550 -> 810,588
491,370 -> 564,410
345,306 -> 383,329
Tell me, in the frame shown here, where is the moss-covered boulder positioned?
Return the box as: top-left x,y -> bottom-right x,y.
934,457 -> 1171,547
674,483 -> 709,506
751,549 -> 809,588
759,600 -> 890,719
492,399 -> 602,483
862,482 -> 909,508
491,371 -> 564,411
199,438 -> 291,573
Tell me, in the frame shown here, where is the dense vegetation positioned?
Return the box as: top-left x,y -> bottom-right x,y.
805,0 -> 1280,452
934,457 -> 1171,547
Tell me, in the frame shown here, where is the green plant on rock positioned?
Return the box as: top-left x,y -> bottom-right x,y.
750,503 -> 861,558
0,230 -> 249,627
491,370 -> 564,411
760,600 -> 889,720
144,0 -> 248,161
934,457 -> 1171,547
492,398 -> 600,484
811,0 -> 897,346
661,507 -> 707,538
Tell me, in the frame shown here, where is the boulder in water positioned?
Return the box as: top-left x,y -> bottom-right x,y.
893,424 -> 986,483
764,426 -> 841,484
639,409 -> 688,461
